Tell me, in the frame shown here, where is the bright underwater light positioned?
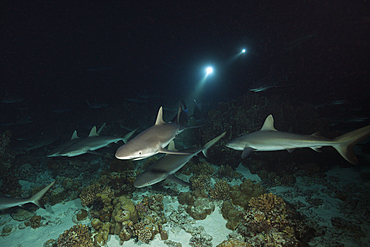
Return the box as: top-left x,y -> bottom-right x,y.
242,48 -> 246,53
206,66 -> 213,75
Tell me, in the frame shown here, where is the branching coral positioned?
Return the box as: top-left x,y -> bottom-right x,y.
30,215 -> 42,229
249,193 -> 285,215
209,180 -> 231,200
57,224 -> 94,247
187,160 -> 214,176
217,165 -> 239,179
133,219 -> 160,243
80,183 -> 113,207
80,183 -> 102,206
190,174 -> 211,191
236,192 -> 316,246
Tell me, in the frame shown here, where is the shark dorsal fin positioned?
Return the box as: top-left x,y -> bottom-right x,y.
97,123 -> 106,135
260,115 -> 277,131
89,126 -> 99,137
71,130 -> 79,140
155,107 -> 165,125
167,141 -> 177,152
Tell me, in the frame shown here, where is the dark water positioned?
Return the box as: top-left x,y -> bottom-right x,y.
1,1 -> 370,246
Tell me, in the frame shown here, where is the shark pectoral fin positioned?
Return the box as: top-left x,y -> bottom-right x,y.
167,141 -> 177,152
87,150 -> 102,155
166,175 -> 190,187
158,148 -> 191,155
242,147 -> 253,159
310,147 -> 322,153
287,148 -> 296,153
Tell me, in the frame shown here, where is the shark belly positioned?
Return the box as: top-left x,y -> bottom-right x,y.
249,132 -> 333,151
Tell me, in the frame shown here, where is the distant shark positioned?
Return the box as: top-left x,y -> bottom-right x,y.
226,114 -> 370,165
47,124 -> 106,157
134,132 -> 226,188
57,126 -> 136,157
0,181 -> 55,211
249,75 -> 290,93
2,91 -> 24,103
115,106 -> 192,160
24,135 -> 58,152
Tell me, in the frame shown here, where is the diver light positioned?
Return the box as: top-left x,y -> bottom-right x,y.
206,67 -> 213,75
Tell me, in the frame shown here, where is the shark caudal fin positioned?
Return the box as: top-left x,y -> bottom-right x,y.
332,125 -> 370,165
29,181 -> 55,209
202,132 -> 226,158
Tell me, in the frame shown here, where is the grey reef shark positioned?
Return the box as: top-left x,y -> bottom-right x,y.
115,106 -> 192,160
134,132 -> 226,188
226,114 -> 370,165
0,181 -> 55,211
47,123 -> 106,157
48,124 -> 136,157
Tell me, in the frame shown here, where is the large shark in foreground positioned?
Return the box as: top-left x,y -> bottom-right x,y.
115,106 -> 192,160
226,115 -> 370,165
0,181 -> 55,211
134,132 -> 226,188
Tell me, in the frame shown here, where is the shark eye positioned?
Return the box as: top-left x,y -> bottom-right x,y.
138,151 -> 142,155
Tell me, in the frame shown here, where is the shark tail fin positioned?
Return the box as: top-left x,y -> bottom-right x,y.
332,125 -> 370,165
29,181 -> 55,209
202,132 -> 226,158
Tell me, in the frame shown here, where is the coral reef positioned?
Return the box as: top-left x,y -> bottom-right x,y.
30,215 -> 42,229
216,238 -> 248,247
79,183 -> 113,207
107,159 -> 134,172
89,194 -> 167,245
178,192 -> 195,206
236,193 -> 316,246
187,197 -> 215,220
188,226 -> 212,247
187,160 -> 214,176
1,224 -> 16,236
112,196 -> 138,224
72,209 -> 91,224
216,165 -> 240,179
209,180 -> 231,200
133,219 -> 161,243
106,171 -> 136,196
221,201 -> 242,230
57,224 -> 94,247
249,193 -> 286,214
229,179 -> 265,209
11,209 -> 35,221
190,174 -> 211,191
164,240 -> 182,247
